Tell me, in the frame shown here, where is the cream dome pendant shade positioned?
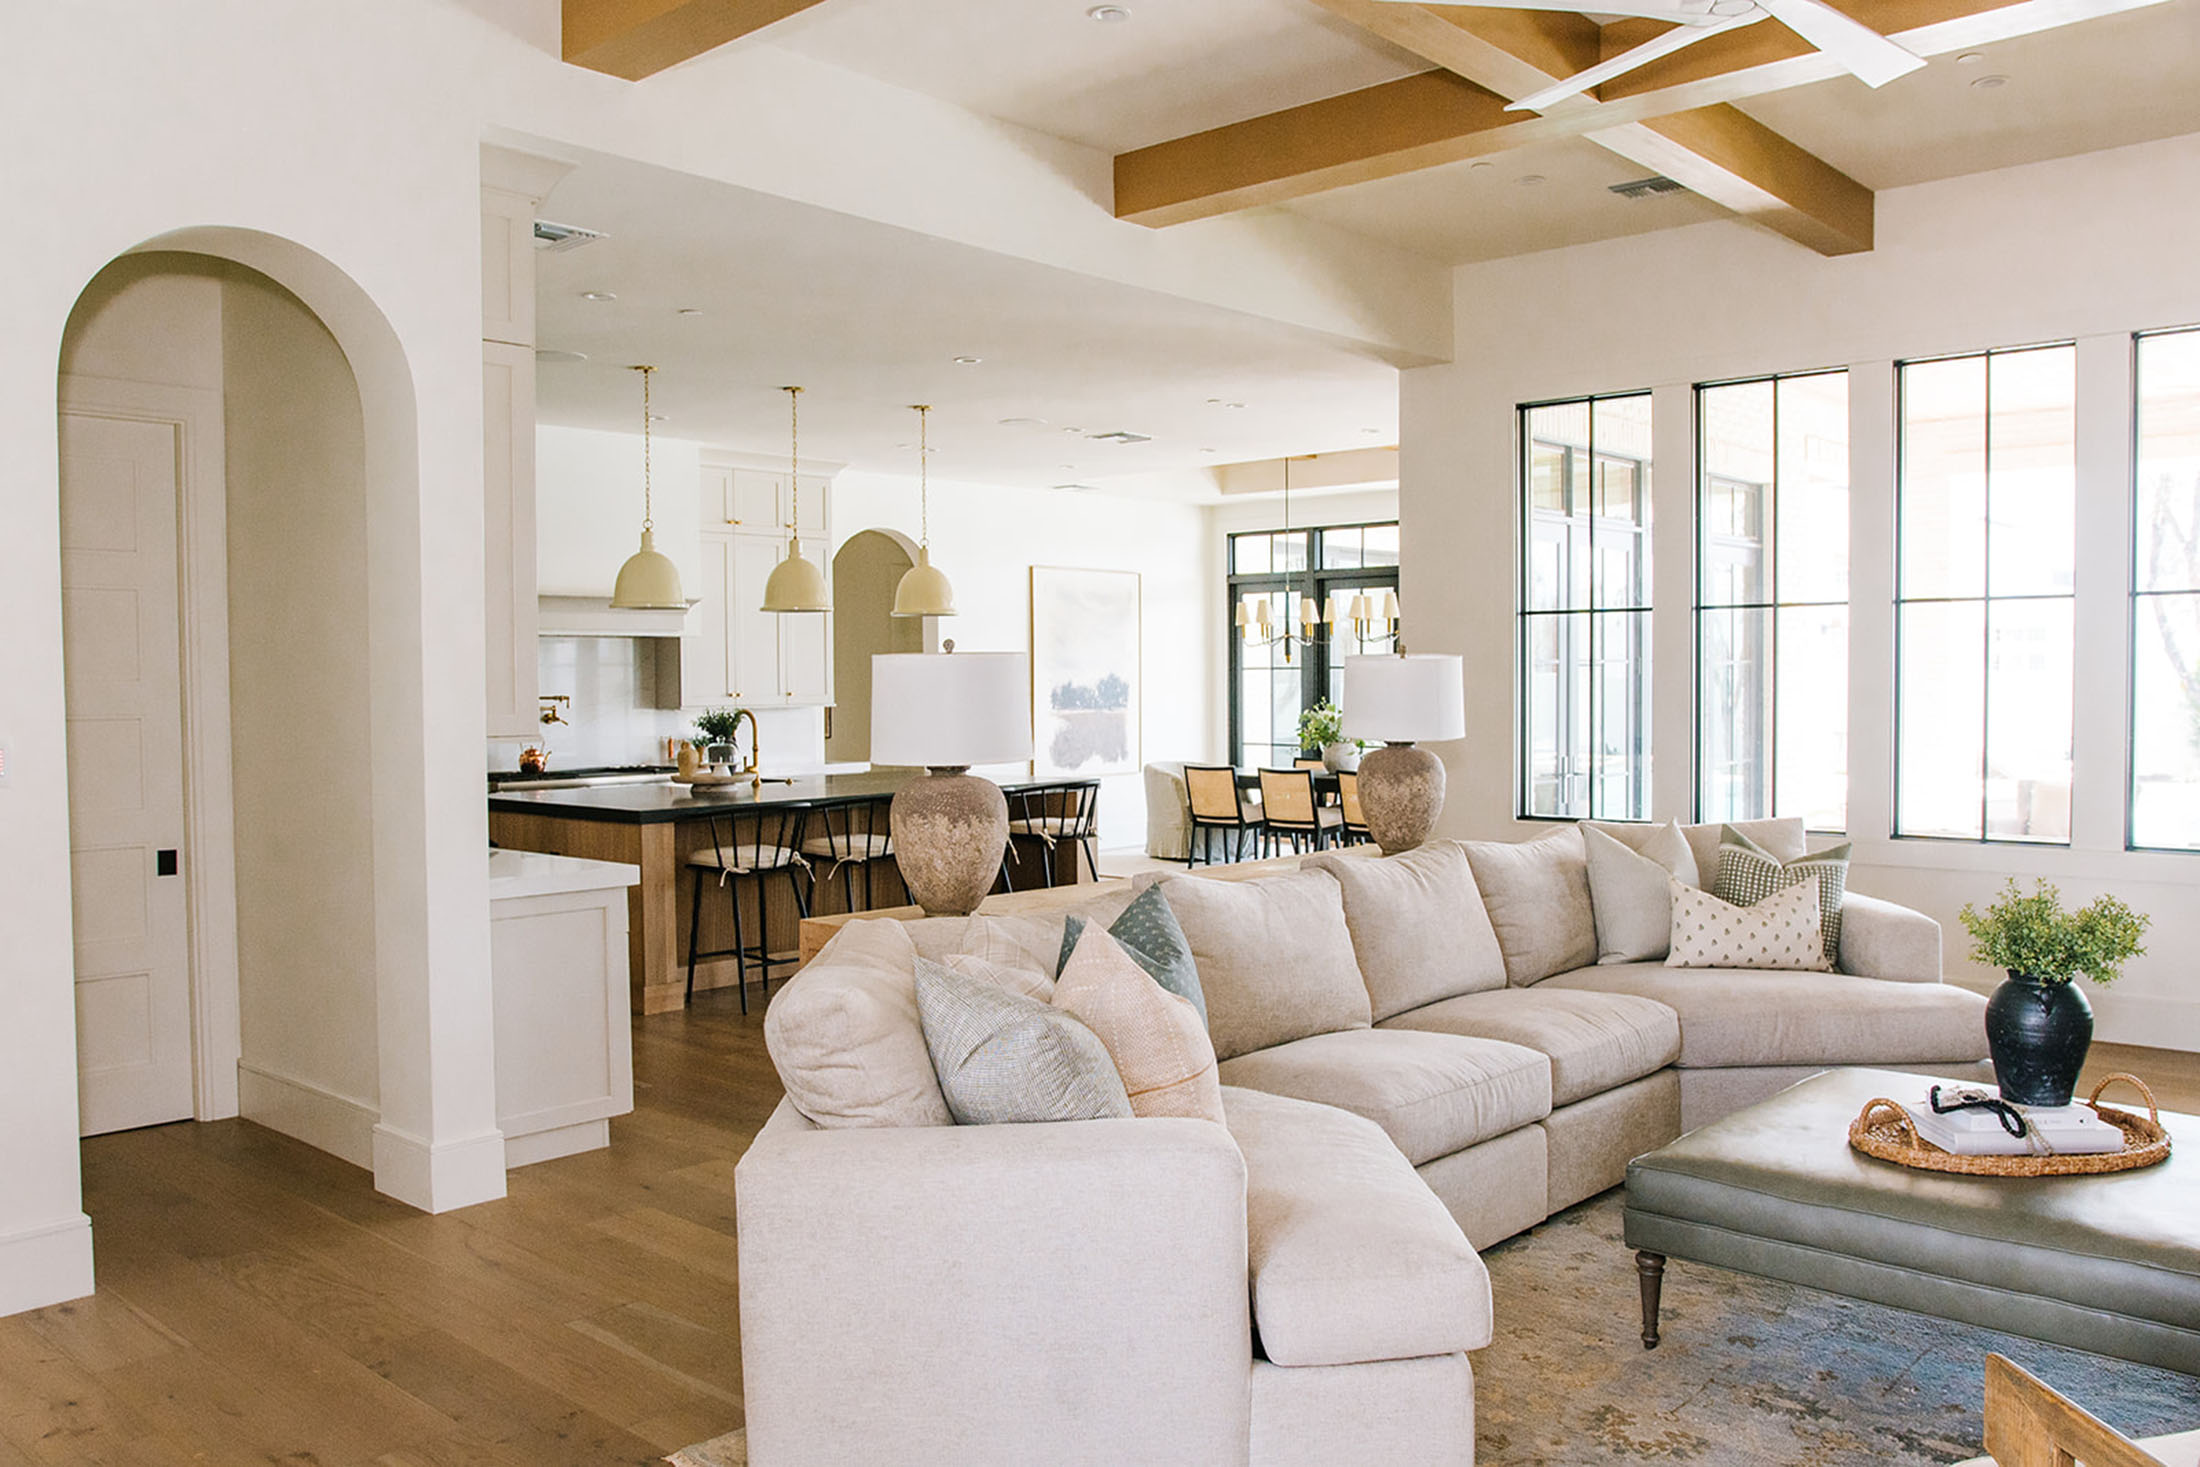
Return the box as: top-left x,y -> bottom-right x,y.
610,365 -> 687,610
892,404 -> 956,618
762,385 -> 830,613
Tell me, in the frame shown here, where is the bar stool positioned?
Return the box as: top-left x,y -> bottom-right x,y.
1006,780 -> 1100,887
686,804 -> 812,1011
1183,764 -> 1263,866
1257,767 -> 1341,856
1336,769 -> 1373,847
800,796 -> 896,913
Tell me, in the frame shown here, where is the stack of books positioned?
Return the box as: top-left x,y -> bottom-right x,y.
1899,1090 -> 2126,1157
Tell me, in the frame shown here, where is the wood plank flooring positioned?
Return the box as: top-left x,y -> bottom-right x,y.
1,986 -> 2192,1467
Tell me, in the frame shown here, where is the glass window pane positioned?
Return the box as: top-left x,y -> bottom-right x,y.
1987,346 -> 2076,598
1362,524 -> 1400,567
1275,531 -> 1308,574
1699,605 -> 1770,824
1777,372 -> 1850,606
1984,597 -> 2073,842
1321,528 -> 1364,569
1901,355 -> 1987,601
2133,591 -> 2200,849
1898,600 -> 1986,839
2138,330 -> 2200,595
1526,615 -> 1565,817
1232,534 -> 1269,575
1590,611 -> 1651,822
1774,604 -> 1848,833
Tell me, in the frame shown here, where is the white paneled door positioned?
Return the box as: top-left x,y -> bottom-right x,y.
60,410 -> 195,1135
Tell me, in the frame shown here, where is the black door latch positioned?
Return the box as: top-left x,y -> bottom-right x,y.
156,849 -> 178,877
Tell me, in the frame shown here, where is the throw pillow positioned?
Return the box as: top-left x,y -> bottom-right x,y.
1583,823 -> 1694,964
1587,819 -> 1701,889
1666,878 -> 1830,972
1712,826 -> 1850,963
763,918 -> 950,1128
1054,927 -> 1225,1123
1681,816 -> 1804,892
1058,881 -> 1207,1026
1459,826 -> 1597,986
1156,869 -> 1372,1062
943,952 -> 1054,1002
913,958 -> 1132,1125
1302,841 -> 1506,1020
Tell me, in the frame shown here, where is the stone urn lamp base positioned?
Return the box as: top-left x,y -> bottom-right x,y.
890,766 -> 1008,917
1359,741 -> 1445,855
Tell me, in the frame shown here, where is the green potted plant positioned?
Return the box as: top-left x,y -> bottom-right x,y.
1297,700 -> 1365,773
1958,879 -> 2150,1106
695,707 -> 746,766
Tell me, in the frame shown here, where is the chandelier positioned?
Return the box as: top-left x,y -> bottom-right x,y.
1235,455 -> 1399,662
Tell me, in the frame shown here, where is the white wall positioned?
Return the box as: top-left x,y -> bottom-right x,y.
832,472 -> 1216,849
1401,132 -> 2200,1049
535,423 -> 703,599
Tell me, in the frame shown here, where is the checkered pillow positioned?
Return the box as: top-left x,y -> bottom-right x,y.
1667,879 -> 1831,972
1712,826 -> 1849,965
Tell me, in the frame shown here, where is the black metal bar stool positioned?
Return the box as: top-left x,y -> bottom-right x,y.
1005,780 -> 1100,887
800,795 -> 896,913
685,804 -> 812,1011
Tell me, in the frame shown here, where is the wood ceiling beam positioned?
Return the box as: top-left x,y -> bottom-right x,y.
562,0 -> 832,80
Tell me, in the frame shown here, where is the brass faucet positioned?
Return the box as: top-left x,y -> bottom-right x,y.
731,707 -> 761,785
539,694 -> 571,727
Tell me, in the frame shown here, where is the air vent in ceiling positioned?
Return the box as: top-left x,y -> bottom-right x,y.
533,219 -> 607,252
1608,176 -> 1686,201
1086,429 -> 1152,444
1051,483 -> 1100,494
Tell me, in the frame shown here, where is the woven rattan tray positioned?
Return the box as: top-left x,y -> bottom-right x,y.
1849,1073 -> 2172,1177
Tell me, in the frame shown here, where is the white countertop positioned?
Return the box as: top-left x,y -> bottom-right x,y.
488,849 -> 640,901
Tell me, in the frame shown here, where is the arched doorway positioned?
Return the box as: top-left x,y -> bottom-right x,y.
827,530 -> 924,764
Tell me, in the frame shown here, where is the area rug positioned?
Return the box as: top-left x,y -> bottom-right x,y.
671,1192 -> 2199,1466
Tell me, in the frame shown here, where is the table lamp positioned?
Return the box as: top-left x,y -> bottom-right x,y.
1342,653 -> 1466,854
872,647 -> 1033,915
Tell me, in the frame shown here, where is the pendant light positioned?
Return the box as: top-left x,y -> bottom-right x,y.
609,365 -> 686,610
762,385 -> 831,613
892,403 -> 957,618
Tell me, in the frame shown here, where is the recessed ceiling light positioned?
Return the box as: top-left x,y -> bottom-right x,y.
1201,447 -> 1219,454
999,416 -> 1047,427
580,290 -> 617,302
1469,160 -> 1496,171
1955,50 -> 1986,64
1061,426 -> 1084,434
534,348 -> 588,364
1361,427 -> 1383,435
1517,174 -> 1548,188
649,413 -> 668,423
676,307 -> 704,317
1087,4 -> 1131,21
951,355 -> 982,365
1970,73 -> 2009,89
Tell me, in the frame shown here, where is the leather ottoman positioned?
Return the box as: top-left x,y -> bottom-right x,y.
1623,1067 -> 2200,1375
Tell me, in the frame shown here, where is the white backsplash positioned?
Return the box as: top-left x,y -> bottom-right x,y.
486,636 -> 827,774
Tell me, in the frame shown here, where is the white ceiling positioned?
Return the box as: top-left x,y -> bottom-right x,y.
530,148 -> 1400,493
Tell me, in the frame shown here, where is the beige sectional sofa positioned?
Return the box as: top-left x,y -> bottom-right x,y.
735,817 -> 1990,1466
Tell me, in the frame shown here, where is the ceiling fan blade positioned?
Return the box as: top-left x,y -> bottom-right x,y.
1379,0 -> 1733,23
1504,12 -> 1760,112
1754,0 -> 1925,86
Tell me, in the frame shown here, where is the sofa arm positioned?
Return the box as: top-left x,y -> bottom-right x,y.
736,1100 -> 1253,1467
1837,892 -> 1943,984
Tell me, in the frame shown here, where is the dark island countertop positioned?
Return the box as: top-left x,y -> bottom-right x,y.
488,769 -> 1061,825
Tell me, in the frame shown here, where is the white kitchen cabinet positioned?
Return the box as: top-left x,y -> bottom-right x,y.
680,527 -> 834,709
680,534 -> 734,706
702,466 -> 830,535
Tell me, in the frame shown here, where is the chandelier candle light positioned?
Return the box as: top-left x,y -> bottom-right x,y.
1236,455 -> 1321,661
872,647 -> 1032,915
1342,652 -> 1466,854
609,365 -> 686,610
761,385 -> 831,613
892,404 -> 957,618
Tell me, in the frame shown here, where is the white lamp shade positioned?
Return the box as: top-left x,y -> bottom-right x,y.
1342,654 -> 1465,743
871,652 -> 1033,768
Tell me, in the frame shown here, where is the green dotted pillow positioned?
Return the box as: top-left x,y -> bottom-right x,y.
1712,825 -> 1849,965
1057,882 -> 1207,1027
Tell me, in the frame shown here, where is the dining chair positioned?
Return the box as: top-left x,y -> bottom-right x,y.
685,804 -> 812,1011
1006,780 -> 1101,887
800,795 -> 896,913
1256,767 -> 1341,856
1336,769 -> 1373,846
1183,764 -> 1263,866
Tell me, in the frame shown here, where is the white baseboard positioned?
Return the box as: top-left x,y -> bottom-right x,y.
371,1124 -> 507,1213
505,1118 -> 609,1168
237,1061 -> 377,1170
2090,991 -> 2200,1054
0,1214 -> 94,1319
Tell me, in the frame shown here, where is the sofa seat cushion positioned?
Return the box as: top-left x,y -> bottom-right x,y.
1222,1086 -> 1493,1367
1541,963 -> 1989,1069
1217,1029 -> 1551,1165
1380,987 -> 1680,1106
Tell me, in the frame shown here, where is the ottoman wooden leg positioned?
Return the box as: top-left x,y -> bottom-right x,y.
1636,1250 -> 1666,1350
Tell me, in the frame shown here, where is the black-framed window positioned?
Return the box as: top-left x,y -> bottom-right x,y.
1896,344 -> 2076,843
2132,326 -> 2200,852
1696,371 -> 1851,832
1520,394 -> 1653,821
1227,522 -> 1399,769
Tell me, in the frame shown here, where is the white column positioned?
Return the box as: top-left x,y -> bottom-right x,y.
1650,381 -> 1697,823
1845,360 -> 1898,847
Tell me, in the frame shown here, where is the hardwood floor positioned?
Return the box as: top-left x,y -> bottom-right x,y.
2,1003 -> 2191,1465
0,991 -> 783,1467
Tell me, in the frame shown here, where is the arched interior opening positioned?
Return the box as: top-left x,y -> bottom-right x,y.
826,529 -> 923,764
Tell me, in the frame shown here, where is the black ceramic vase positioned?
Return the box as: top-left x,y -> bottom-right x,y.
1985,971 -> 2094,1106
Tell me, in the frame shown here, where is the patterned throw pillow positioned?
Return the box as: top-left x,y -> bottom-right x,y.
1712,826 -> 1850,964
1666,879 -> 1831,972
1054,927 -> 1225,1124
1059,881 -> 1207,1026
913,958 -> 1132,1125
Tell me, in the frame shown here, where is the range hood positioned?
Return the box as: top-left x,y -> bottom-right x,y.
537,594 -> 695,638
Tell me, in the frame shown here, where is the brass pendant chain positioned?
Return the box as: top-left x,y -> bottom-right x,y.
636,365 -> 656,531
784,385 -> 803,529
917,404 -> 931,548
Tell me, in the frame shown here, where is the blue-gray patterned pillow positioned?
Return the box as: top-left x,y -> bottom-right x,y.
913,957 -> 1131,1125
1058,882 -> 1207,1027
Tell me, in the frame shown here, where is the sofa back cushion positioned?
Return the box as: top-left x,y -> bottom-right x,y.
1583,822 -> 1695,964
763,918 -> 951,1128
1303,842 -> 1506,1020
1681,816 -> 1804,892
1460,826 -> 1597,986
1157,869 -> 1371,1061
903,885 -> 1141,980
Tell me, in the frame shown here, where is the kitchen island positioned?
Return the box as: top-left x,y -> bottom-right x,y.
489,771 -> 1094,1013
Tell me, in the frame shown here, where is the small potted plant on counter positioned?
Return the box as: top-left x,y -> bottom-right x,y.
1959,879 -> 2151,1106
1297,700 -> 1364,772
695,707 -> 746,768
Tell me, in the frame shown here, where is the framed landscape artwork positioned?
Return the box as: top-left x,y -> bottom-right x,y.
1030,566 -> 1141,777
